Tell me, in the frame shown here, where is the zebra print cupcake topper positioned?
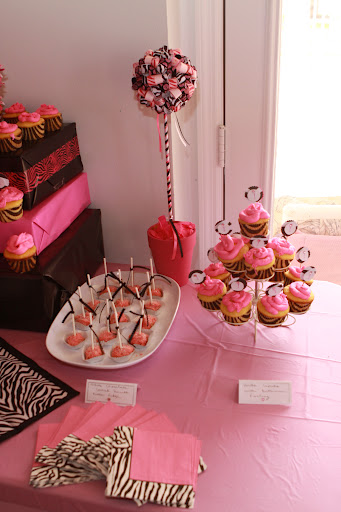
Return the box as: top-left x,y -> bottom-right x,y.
229,277 -> 247,291
250,235 -> 269,248
207,247 -> 219,263
281,220 -> 298,238
0,173 -> 9,189
266,283 -> 284,296
245,186 -> 264,203
189,270 -> 206,285
296,246 -> 310,264
215,220 -> 233,235
300,266 -> 316,282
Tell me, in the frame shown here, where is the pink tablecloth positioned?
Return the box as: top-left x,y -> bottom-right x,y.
1,267 -> 341,512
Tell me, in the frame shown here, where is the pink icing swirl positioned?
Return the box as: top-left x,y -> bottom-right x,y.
222,291 -> 252,313
204,262 -> 227,277
267,237 -> 295,256
287,266 -> 309,279
36,104 -> 59,115
197,276 -> 225,296
0,121 -> 18,134
239,202 -> 270,223
0,186 -> 23,208
289,281 -> 311,300
244,247 -> 274,269
4,102 -> 25,114
18,112 -> 41,123
214,235 -> 245,260
261,293 -> 288,315
5,233 -> 34,255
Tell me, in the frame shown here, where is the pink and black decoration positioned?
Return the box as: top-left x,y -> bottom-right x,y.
132,46 -> 197,219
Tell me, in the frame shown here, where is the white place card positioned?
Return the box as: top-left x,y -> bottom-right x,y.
238,380 -> 292,405
85,380 -> 137,406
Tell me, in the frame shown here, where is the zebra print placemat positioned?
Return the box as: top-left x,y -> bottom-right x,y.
0,337 -> 79,443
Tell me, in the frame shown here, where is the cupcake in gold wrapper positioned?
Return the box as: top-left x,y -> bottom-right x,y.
4,233 -> 37,273
284,281 -> 314,314
220,290 -> 252,325
0,186 -> 24,223
17,112 -> 45,141
0,121 -> 22,153
197,276 -> 227,311
244,247 -> 275,280
257,292 -> 289,326
36,104 -> 63,132
2,102 -> 26,124
238,202 -> 270,238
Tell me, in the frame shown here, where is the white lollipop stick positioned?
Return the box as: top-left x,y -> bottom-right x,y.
150,258 -> 155,290
113,304 -> 119,327
107,286 -> 113,301
117,327 -> 122,348
113,305 -> 122,348
106,299 -> 110,331
103,257 -> 108,276
118,269 -> 123,301
139,317 -> 142,334
89,313 -> 94,349
140,299 -> 145,315
130,257 -> 134,287
78,286 -> 85,317
147,271 -> 153,303
87,274 -> 94,303
72,313 -> 76,336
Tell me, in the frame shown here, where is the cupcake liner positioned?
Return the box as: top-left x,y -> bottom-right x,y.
43,114 -> 63,132
0,201 -> 23,222
198,296 -> 223,311
238,219 -> 269,238
0,132 -> 22,152
6,254 -> 36,273
288,299 -> 311,314
273,257 -> 292,270
245,266 -> 274,280
221,258 -> 245,273
221,308 -> 251,325
21,122 -> 45,141
2,115 -> 20,124
269,270 -> 285,283
257,309 -> 287,326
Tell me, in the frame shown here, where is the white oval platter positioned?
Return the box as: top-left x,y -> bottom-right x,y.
46,270 -> 180,369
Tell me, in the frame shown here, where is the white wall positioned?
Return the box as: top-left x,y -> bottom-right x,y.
2,0 -> 169,265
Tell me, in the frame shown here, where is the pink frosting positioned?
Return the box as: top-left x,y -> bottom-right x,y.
287,266 -> 308,279
204,262 -> 227,277
18,112 -> 41,123
261,293 -> 289,315
267,237 -> 295,256
239,202 -> 270,223
36,104 -> 59,115
289,281 -> 312,300
4,102 -> 25,114
0,186 -> 23,208
214,235 -> 245,260
198,276 -> 225,296
0,121 -> 18,134
5,233 -> 34,255
244,247 -> 274,269
222,291 -> 252,313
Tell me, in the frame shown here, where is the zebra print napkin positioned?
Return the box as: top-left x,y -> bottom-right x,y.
0,338 -> 79,443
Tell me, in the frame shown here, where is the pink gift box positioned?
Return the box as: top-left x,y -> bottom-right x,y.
0,172 -> 90,255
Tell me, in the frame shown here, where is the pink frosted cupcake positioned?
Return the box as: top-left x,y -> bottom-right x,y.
284,281 -> 314,314
197,276 -> 227,311
244,247 -> 275,280
17,112 -> 45,141
2,102 -> 26,124
3,233 -> 37,273
284,265 -> 314,287
220,290 -> 252,325
35,104 -> 62,132
204,261 -> 231,286
0,186 -> 24,222
257,292 -> 289,326
0,121 -> 22,153
214,235 -> 249,272
238,203 -> 270,238
267,237 -> 295,270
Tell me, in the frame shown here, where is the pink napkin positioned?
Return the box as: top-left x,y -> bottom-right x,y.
130,429 -> 202,489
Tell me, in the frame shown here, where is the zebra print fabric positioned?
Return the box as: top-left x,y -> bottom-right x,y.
0,338 -> 79,443
106,426 -> 196,508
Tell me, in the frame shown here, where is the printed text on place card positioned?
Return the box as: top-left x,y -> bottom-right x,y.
238,380 -> 292,405
85,380 -> 137,406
